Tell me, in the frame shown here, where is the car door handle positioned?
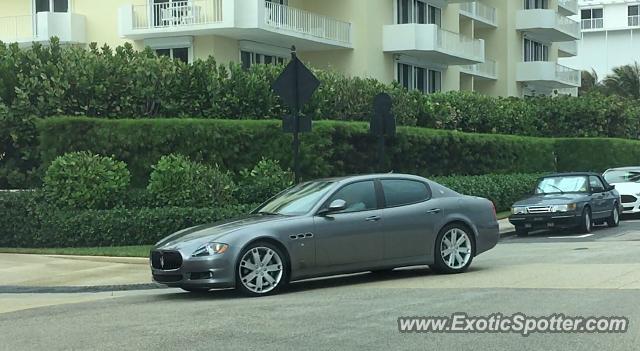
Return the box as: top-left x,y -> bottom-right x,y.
426,209 -> 442,214
365,216 -> 381,222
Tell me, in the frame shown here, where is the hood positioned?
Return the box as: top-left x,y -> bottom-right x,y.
610,182 -> 640,196
513,193 -> 590,207
155,214 -> 288,249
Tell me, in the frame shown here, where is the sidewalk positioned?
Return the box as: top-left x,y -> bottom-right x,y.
498,218 -> 515,237
0,254 -> 150,288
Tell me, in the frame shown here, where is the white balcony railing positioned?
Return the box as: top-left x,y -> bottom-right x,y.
461,59 -> 497,79
263,0 -> 351,44
556,63 -> 580,86
629,15 -> 640,27
581,18 -> 603,30
557,14 -> 580,38
131,0 -> 223,30
459,2 -> 497,26
437,27 -> 484,61
0,15 -> 33,43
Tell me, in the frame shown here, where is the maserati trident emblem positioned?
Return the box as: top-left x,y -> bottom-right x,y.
159,254 -> 165,269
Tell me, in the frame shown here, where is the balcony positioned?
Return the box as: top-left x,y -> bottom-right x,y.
557,0 -> 578,16
516,9 -> 580,42
581,18 -> 603,30
461,59 -> 497,80
119,0 -> 352,50
459,2 -> 497,28
382,24 -> 484,65
0,12 -> 86,45
517,61 -> 580,88
557,41 -> 577,57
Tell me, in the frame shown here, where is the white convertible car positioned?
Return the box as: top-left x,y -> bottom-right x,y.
604,167 -> 640,214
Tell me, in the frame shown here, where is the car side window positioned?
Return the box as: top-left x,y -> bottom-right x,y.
381,179 -> 431,208
327,181 -> 377,214
589,176 -> 605,193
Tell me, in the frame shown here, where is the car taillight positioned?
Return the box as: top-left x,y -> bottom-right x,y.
490,201 -> 497,220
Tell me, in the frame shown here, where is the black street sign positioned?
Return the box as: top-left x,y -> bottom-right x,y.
370,92 -> 396,171
283,115 -> 312,133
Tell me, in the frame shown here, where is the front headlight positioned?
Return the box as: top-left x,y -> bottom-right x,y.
192,243 -> 229,257
511,206 -> 528,215
551,203 -> 577,213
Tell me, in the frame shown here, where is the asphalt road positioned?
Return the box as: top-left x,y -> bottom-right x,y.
1,220 -> 640,351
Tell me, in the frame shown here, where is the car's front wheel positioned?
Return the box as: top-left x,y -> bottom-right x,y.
515,226 -> 529,237
607,204 -> 620,228
579,207 -> 593,234
430,224 -> 475,274
236,242 -> 288,297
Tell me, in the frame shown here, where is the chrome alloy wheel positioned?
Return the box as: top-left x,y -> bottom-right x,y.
585,211 -> 592,232
613,207 -> 619,225
238,247 -> 283,294
440,228 -> 472,270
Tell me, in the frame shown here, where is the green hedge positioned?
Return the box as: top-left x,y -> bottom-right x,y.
36,118 -> 557,187
555,138 -> 640,172
0,191 -> 253,248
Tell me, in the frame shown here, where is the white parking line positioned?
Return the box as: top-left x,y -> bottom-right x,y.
548,234 -> 595,239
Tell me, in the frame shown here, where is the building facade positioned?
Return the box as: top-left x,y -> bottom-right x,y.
561,0 -> 640,80
0,0 -> 581,97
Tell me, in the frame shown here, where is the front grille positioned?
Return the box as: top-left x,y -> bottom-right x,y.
153,274 -> 183,283
527,206 -> 551,214
150,251 -> 183,270
621,195 -> 637,204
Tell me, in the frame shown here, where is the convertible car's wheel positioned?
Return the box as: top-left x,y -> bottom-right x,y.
430,224 -> 474,274
236,242 -> 288,297
579,207 -> 592,234
607,204 -> 620,228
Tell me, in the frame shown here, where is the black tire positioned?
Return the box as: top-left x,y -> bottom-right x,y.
429,223 -> 475,274
515,226 -> 529,237
606,204 -> 620,228
181,287 -> 211,293
578,207 -> 593,234
236,241 -> 289,297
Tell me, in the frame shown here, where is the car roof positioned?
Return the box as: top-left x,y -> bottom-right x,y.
541,172 -> 602,178
312,173 -> 427,184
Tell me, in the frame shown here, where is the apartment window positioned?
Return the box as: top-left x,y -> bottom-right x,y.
523,0 -> 548,10
581,8 -> 603,29
156,47 -> 190,64
630,5 -> 640,27
35,0 -> 69,13
397,63 -> 441,93
397,0 -> 441,26
241,50 -> 287,69
523,38 -> 549,62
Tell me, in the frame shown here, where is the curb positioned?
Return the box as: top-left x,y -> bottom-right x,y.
0,283 -> 167,294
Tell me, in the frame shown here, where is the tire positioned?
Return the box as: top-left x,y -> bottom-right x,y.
515,226 -> 529,237
236,241 -> 289,297
430,224 -> 475,274
606,204 -> 620,228
181,287 -> 211,293
578,207 -> 593,234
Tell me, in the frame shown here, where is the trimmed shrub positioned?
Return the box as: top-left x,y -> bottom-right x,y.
36,118 -> 557,186
555,138 -> 640,173
0,104 -> 39,188
43,151 -> 130,210
237,158 -> 294,204
0,191 -> 38,247
147,154 -> 235,208
433,174 -> 543,212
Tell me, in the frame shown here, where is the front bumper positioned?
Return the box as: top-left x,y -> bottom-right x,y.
150,250 -> 236,289
509,212 -> 581,230
621,200 -> 640,214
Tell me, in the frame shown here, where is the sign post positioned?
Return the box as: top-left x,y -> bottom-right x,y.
370,93 -> 396,172
272,46 -> 320,183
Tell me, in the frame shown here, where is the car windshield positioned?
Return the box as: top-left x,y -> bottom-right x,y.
604,169 -> 640,183
535,176 -> 589,194
254,181 -> 335,216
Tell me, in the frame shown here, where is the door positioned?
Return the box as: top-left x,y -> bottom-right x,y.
313,181 -> 384,269
379,179 -> 442,261
589,176 -> 610,219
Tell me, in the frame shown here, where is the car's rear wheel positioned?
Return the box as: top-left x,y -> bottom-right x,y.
430,224 -> 474,274
236,242 -> 288,297
607,204 -> 620,228
515,226 -> 529,237
579,207 -> 592,234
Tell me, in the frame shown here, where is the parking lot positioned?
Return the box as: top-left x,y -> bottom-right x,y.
0,218 -> 639,351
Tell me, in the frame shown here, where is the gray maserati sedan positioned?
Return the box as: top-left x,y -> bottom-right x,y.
150,174 -> 499,296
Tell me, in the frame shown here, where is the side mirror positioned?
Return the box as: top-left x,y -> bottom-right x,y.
318,199 -> 347,216
609,185 -> 616,191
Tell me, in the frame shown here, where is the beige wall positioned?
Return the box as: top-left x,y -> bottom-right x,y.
74,0 -> 144,49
